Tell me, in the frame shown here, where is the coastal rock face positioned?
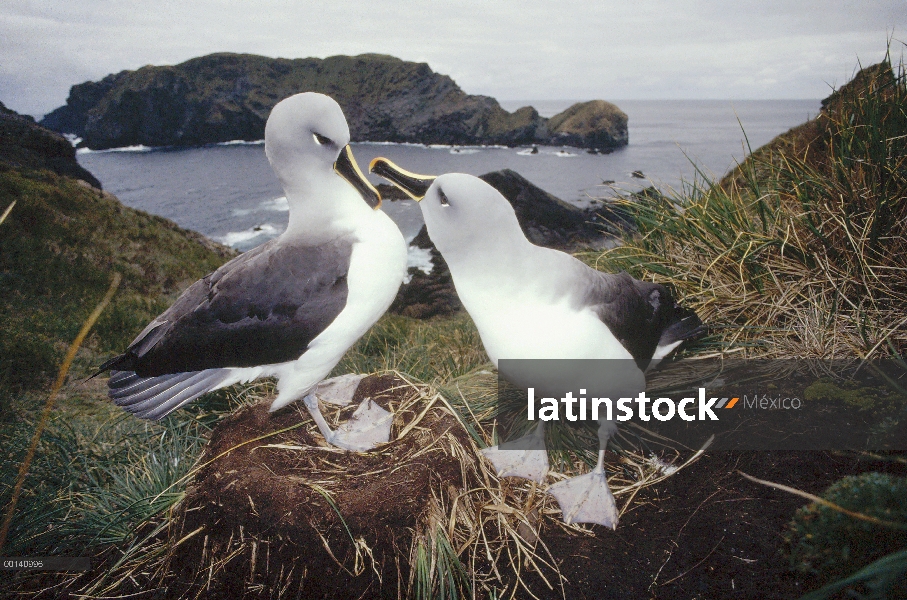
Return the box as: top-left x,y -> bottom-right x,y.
41,53 -> 628,151
547,100 -> 628,150
0,101 -> 101,188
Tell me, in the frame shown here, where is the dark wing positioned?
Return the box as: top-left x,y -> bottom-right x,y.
580,271 -> 702,365
103,237 -> 352,377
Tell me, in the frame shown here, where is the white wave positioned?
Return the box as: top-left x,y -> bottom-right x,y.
260,196 -> 289,211
63,133 -> 82,147
217,139 -> 264,146
403,245 -> 434,283
76,144 -> 153,154
449,148 -> 480,155
356,141 -> 431,148
553,150 -> 577,158
231,196 -> 289,218
516,148 -> 537,156
217,223 -> 282,248
354,141 -> 509,150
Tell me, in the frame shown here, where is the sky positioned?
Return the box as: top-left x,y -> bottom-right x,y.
1,0 -> 903,118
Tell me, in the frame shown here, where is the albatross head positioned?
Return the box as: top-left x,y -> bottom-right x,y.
265,93 -> 380,209
418,174 -> 526,258
369,156 -> 527,261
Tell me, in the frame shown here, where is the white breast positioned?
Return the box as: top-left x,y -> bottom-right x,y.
270,209 -> 407,409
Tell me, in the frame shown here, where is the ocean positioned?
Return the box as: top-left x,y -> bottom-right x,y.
76,99 -> 820,251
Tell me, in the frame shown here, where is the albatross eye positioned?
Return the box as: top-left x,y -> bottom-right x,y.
438,189 -> 450,207
313,133 -> 333,146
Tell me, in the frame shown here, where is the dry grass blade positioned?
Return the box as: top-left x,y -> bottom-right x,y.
0,200 -> 15,226
0,272 -> 121,553
738,470 -> 907,530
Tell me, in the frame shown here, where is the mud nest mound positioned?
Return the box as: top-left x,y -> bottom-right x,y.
160,374 -> 479,599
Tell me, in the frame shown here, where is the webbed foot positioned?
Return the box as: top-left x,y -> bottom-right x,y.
303,393 -> 392,452
547,448 -> 618,528
481,424 -> 548,483
314,373 -> 366,406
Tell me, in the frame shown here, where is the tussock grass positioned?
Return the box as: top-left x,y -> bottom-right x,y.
587,53 -> 907,360
0,168 -> 234,397
336,312 -> 488,384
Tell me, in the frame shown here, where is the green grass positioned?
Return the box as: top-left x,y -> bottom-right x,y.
0,386 -> 241,589
335,311 -> 489,384
586,52 -> 907,360
0,168 -> 234,396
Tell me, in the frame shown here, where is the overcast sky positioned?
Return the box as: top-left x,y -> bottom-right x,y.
2,1 -> 903,117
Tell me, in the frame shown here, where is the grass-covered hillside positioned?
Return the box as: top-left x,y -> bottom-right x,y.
594,58 -> 907,360
0,168 -> 235,399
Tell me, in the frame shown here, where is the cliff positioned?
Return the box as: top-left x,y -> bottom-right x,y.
1,101 -> 101,188
41,53 -> 627,151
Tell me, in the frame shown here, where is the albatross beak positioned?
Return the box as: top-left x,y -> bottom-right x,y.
369,157 -> 436,202
335,145 -> 382,210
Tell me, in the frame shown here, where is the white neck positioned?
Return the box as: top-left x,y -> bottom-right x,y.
280,172 -> 373,241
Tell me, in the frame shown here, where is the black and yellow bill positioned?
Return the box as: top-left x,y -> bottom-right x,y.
334,145 -> 382,209
369,157 -> 436,201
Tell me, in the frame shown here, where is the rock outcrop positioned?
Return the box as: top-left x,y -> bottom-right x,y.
547,100 -> 628,149
41,53 -> 627,151
1,101 -> 101,188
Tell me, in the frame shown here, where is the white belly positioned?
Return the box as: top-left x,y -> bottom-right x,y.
468,294 -> 633,364
270,211 -> 407,408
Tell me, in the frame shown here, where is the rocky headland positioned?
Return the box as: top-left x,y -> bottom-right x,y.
40,53 -> 627,151
1,101 -> 101,188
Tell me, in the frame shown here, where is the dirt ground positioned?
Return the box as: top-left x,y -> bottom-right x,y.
524,450 -> 903,599
143,375 -> 904,599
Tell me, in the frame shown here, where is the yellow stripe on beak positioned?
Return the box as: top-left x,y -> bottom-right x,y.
369,157 -> 436,201
335,145 -> 382,209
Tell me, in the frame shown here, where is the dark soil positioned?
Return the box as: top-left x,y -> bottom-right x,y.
162,374 -> 478,599
155,376 -> 907,598
522,451 -> 906,599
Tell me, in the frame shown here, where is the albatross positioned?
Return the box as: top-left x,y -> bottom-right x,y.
96,93 -> 408,451
370,159 -> 703,526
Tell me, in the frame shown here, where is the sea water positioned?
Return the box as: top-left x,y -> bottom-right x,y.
76,99 -> 819,251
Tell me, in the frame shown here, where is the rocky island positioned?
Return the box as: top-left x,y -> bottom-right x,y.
40,53 -> 627,151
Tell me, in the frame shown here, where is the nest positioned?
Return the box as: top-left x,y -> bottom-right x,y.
131,372 -> 708,599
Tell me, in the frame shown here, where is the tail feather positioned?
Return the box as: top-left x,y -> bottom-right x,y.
109,370 -> 141,388
110,371 -> 198,406
109,369 -> 230,420
135,374 -> 226,420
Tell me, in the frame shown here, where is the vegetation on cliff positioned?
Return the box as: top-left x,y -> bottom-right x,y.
41,53 -> 627,151
593,58 -> 907,360
0,169 -> 234,397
